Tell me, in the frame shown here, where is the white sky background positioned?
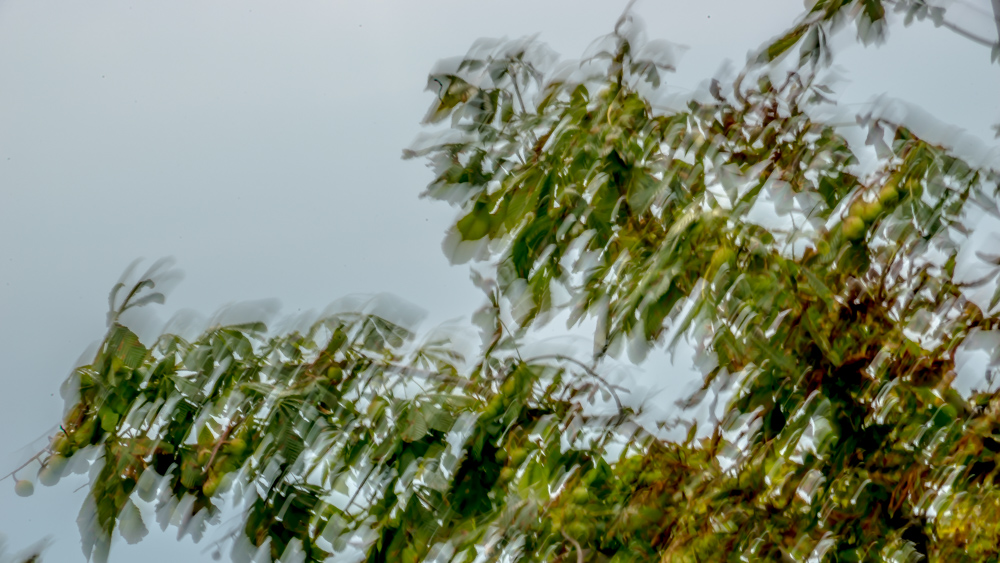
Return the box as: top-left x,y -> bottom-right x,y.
0,0 -> 998,561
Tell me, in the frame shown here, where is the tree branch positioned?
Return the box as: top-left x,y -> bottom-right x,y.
0,449 -> 45,483
526,354 -> 625,417
939,16 -> 998,48
884,0 -> 1000,49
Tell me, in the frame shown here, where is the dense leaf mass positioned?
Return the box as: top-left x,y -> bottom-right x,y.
19,2 -> 1000,562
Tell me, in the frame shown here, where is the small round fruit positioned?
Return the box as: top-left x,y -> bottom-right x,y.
75,419 -> 96,446
326,366 -> 344,382
225,438 -> 247,457
38,466 -> 59,487
494,449 -> 508,463
878,183 -> 900,206
815,240 -> 831,256
849,200 -> 866,219
47,454 -> 69,473
510,448 -> 528,466
202,474 -> 222,497
859,201 -> 883,223
38,455 -> 68,486
842,216 -> 866,242
14,479 -> 34,497
499,467 -> 516,483
52,435 -> 72,456
482,397 -> 505,419
565,521 -> 592,540
571,486 -> 590,504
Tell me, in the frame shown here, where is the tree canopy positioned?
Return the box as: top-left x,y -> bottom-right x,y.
6,1 -> 1000,562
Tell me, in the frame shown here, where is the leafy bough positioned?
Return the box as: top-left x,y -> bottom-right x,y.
14,6 -> 1000,561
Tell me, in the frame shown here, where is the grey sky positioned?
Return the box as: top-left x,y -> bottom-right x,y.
1,1 -> 997,561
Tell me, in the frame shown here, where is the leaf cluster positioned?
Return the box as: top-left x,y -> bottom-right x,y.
20,4 -> 1000,562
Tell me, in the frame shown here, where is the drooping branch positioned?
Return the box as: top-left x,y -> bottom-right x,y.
526,354 -> 626,417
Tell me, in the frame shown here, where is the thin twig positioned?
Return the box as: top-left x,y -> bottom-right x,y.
509,62 -> 529,116
0,449 -> 46,482
526,354 -> 625,417
344,463 -> 379,512
204,414 -> 244,472
497,317 -> 524,364
938,17 -> 999,48
560,529 -> 585,563
507,61 -> 540,162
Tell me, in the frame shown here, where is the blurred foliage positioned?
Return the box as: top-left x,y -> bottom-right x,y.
0,536 -> 44,563
12,3 -> 1000,562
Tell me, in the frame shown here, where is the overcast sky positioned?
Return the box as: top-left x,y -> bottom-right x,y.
1,1 -> 998,561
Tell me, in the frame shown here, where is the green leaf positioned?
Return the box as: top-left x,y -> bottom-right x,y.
106,324 -> 147,369
760,25 -> 808,63
401,406 -> 429,442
